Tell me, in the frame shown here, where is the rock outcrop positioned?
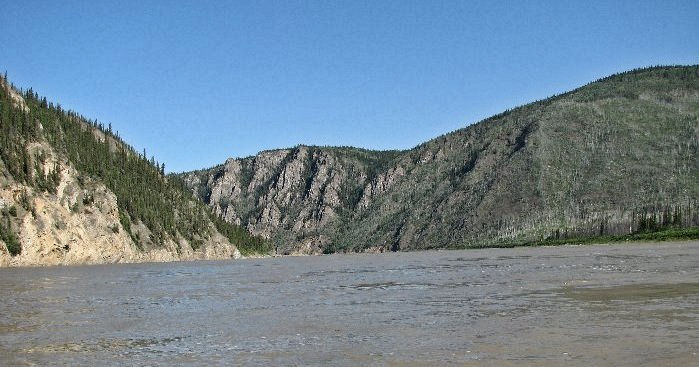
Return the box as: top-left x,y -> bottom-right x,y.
0,77 -> 252,267
0,144 -> 242,267
183,147 -> 401,254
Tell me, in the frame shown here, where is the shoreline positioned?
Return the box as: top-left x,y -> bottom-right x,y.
3,236 -> 698,269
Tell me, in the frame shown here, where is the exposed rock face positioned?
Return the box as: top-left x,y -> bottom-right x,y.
0,141 -> 242,267
3,67 -> 698,263
0,79 -> 244,267
183,66 -> 699,254
183,147 -> 401,254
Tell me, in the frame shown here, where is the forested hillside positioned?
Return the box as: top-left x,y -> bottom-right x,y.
3,66 -> 696,263
0,73 -> 268,266
184,66 -> 699,254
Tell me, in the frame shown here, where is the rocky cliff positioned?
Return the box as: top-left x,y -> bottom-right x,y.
0,161 -> 239,267
183,66 -> 699,254
0,76 -> 264,266
183,147 -> 401,254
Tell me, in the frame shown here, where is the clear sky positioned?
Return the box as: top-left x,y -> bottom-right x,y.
2,1 -> 698,172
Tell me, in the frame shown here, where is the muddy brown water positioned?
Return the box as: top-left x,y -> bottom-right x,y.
0,241 -> 697,366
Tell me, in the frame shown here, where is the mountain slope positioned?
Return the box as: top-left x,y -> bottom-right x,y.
183,146 -> 403,254
0,75 -> 269,266
183,66 -> 699,254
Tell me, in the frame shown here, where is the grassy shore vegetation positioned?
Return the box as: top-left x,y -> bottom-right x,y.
479,227 -> 699,249
0,73 -> 271,256
496,203 -> 699,247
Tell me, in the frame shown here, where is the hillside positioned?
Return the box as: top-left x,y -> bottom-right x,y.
182,66 -> 699,254
0,74 -> 269,266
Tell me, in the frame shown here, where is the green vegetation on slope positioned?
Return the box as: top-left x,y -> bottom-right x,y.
0,206 -> 21,256
333,66 -> 699,252
0,73 -> 270,255
184,66 -> 699,254
479,227 -> 699,249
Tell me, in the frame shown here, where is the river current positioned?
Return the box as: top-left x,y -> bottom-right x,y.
1,241 -> 697,366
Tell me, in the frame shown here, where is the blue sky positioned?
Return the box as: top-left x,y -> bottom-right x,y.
2,1 -> 698,172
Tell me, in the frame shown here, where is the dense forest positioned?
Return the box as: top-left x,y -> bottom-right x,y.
0,73 -> 269,256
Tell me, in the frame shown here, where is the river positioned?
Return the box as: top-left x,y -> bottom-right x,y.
1,241 -> 697,366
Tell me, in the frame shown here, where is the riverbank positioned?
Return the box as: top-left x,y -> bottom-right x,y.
3,227 -> 698,267
481,227 -> 699,249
